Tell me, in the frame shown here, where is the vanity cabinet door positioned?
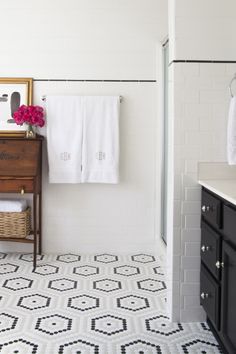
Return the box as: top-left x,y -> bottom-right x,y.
201,221 -> 221,280
222,204 -> 236,246
221,241 -> 236,354
201,190 -> 221,229
200,265 -> 220,330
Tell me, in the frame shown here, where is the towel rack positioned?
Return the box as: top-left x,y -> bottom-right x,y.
41,95 -> 123,102
229,74 -> 236,97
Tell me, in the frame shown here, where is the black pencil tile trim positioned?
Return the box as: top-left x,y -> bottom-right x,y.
34,79 -> 157,82
169,59 -> 236,66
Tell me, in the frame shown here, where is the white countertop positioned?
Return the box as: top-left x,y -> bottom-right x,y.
199,179 -> 236,205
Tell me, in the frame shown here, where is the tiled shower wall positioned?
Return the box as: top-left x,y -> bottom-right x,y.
169,62 -> 236,321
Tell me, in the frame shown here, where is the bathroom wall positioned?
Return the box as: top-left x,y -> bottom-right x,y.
169,0 -> 236,61
0,0 -> 168,253
168,0 -> 236,322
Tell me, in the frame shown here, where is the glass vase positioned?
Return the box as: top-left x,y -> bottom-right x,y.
25,125 -> 36,139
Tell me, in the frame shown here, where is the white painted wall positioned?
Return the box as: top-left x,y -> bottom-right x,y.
0,1 -> 168,254
168,0 -> 236,322
170,0 -> 236,61
0,0 -> 167,79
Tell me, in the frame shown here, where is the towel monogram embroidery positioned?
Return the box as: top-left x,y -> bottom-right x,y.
60,152 -> 71,161
96,151 -> 106,161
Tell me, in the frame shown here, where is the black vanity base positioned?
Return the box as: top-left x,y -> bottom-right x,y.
207,318 -> 227,354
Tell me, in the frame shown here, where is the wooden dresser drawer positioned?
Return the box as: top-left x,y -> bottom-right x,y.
202,189 -> 222,229
0,179 -> 34,193
222,204 -> 236,246
0,139 -> 40,176
200,264 -> 220,330
201,221 -> 221,280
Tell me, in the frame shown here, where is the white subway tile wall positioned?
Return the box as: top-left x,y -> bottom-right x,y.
169,62 -> 232,322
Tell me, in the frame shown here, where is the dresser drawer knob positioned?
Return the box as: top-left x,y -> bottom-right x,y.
201,292 -> 209,299
20,188 -> 25,195
201,245 -> 210,252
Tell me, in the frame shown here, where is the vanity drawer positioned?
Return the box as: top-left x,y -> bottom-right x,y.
201,221 -> 221,280
201,190 -> 222,229
222,204 -> 236,247
0,179 -> 34,193
200,264 -> 220,330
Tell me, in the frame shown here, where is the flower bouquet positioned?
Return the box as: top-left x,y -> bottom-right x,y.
13,105 -> 45,138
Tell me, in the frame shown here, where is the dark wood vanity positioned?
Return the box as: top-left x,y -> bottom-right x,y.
201,187 -> 236,354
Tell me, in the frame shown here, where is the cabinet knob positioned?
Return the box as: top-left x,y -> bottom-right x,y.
215,260 -> 224,269
202,205 -> 212,213
201,292 -> 209,299
201,245 -> 210,252
20,188 -> 25,195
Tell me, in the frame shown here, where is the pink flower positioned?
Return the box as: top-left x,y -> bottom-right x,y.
13,105 -> 45,127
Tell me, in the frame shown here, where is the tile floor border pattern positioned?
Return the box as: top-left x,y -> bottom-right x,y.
0,253 -> 223,354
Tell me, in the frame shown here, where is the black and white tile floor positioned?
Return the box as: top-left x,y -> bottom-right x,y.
0,253 -> 223,354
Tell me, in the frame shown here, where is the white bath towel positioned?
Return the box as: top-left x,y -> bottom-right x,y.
0,199 -> 27,212
46,96 -> 83,183
81,96 -> 120,183
227,96 -> 236,165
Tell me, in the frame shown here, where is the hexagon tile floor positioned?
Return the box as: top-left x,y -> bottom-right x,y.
0,252 -> 222,354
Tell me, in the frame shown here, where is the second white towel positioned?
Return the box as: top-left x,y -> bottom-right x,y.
81,96 -> 120,183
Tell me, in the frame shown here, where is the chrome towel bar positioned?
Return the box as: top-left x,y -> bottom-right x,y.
41,95 -> 123,102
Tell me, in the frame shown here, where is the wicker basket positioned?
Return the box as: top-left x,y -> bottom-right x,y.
0,207 -> 31,238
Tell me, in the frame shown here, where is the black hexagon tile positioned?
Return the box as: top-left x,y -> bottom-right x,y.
94,254 -> 118,263
0,313 -> 18,333
35,314 -> 72,335
181,339 -> 223,354
48,278 -> 77,292
68,294 -> 99,311
117,295 -> 149,312
34,264 -> 59,276
153,266 -> 165,276
73,265 -> 99,276
19,254 -> 44,262
131,254 -> 155,263
0,263 -> 19,274
137,278 -> 166,292
0,338 -> 38,354
93,279 -> 121,292
200,322 -> 211,332
17,294 -> 51,310
3,277 -> 33,291
56,254 -> 81,263
146,315 -> 183,335
114,265 -> 140,276
0,253 -> 7,260
58,339 -> 99,354
91,314 -> 127,336
120,339 -> 162,354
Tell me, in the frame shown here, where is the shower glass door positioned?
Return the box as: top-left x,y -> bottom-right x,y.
161,40 -> 169,244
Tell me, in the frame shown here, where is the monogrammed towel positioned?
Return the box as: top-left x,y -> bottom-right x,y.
46,96 -> 83,183
81,96 -> 120,183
